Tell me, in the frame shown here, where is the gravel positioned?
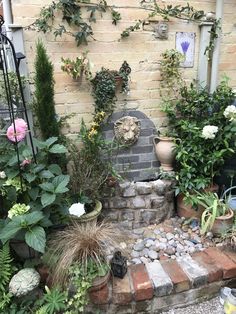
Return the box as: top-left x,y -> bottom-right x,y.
161,296 -> 224,314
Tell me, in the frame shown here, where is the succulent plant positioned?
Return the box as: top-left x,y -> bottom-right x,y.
9,268 -> 40,297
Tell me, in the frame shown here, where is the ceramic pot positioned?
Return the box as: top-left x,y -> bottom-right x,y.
153,136 -> 175,171
211,208 -> 234,236
71,200 -> 102,224
177,185 -> 219,219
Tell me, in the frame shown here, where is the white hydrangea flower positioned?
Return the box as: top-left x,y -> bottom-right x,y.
224,105 -> 236,121
69,203 -> 85,218
0,171 -> 6,179
202,125 -> 218,139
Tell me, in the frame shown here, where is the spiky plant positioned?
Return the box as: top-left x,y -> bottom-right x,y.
47,221 -> 125,286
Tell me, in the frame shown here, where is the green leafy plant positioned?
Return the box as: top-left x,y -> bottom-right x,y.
69,113 -> 120,209
34,40 -> 60,140
0,136 -> 69,253
32,0 -> 121,46
61,51 -> 92,81
190,191 -> 230,235
0,244 -> 14,311
35,286 -> 67,314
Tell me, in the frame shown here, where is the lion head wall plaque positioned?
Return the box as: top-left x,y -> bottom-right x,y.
114,116 -> 141,146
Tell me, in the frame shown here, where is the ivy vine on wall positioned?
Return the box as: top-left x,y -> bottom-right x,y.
30,0 -> 220,60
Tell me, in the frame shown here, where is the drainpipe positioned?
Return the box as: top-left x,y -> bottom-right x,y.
2,0 -> 13,39
210,0 -> 224,93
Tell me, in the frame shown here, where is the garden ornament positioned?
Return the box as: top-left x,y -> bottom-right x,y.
111,251 -> 127,279
114,116 -> 141,145
9,268 -> 40,297
154,21 -> 169,39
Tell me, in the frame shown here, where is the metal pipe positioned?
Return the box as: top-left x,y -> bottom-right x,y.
2,0 -> 12,38
210,0 -> 224,93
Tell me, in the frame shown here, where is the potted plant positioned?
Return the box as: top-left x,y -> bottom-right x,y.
45,221 -> 124,312
191,191 -> 234,235
61,51 -> 92,81
67,113 -> 120,224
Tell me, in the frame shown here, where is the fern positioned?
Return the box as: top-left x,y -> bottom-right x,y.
35,305 -> 48,314
0,243 -> 13,292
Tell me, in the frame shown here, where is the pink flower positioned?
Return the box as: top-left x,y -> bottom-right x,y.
7,118 -> 28,143
20,159 -> 32,167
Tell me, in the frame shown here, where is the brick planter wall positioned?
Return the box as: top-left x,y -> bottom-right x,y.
88,247 -> 236,314
102,179 -> 175,229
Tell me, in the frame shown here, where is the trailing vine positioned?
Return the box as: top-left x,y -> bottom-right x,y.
31,1 -> 220,61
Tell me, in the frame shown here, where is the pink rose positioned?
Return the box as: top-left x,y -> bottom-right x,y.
20,159 -> 32,167
7,118 -> 28,142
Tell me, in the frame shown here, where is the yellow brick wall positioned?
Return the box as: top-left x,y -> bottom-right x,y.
10,0 -> 236,135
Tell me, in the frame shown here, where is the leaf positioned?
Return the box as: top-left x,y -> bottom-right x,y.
53,175 -> 70,188
23,173 -> 37,183
0,221 -> 22,244
41,193 -> 56,207
45,137 -> 58,147
48,164 -> 62,175
49,144 -> 67,154
39,170 -> 55,179
28,187 -> 40,201
17,211 -> 44,225
39,182 -> 55,193
25,226 -> 46,253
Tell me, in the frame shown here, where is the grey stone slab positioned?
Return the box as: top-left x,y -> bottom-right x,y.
176,255 -> 208,288
140,129 -> 153,136
146,261 -> 173,296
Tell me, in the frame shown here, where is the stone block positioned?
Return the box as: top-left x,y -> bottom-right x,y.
152,180 -> 166,195
131,162 -> 152,170
192,251 -> 223,283
141,210 -> 157,225
112,274 -> 132,305
121,210 -> 134,222
112,198 -> 128,209
146,261 -> 173,296
176,255 -> 208,288
132,196 -> 146,209
161,260 -> 191,293
166,190 -> 175,202
117,156 -> 140,164
136,182 -> 153,195
151,196 -> 165,208
122,184 -> 136,197
129,264 -> 154,301
204,247 -> 236,279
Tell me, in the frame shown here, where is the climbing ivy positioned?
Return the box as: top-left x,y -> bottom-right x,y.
32,0 -> 121,46
31,1 -> 220,59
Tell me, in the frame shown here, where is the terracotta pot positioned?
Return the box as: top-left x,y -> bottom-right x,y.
89,271 -> 110,292
211,208 -> 234,236
177,185 -> 219,219
71,200 -> 102,224
153,136 -> 176,171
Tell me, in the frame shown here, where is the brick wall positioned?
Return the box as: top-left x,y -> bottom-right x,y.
10,1 -> 236,136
